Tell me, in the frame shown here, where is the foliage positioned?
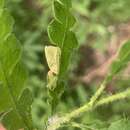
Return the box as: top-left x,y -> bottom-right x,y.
0,1 -> 33,130
45,0 -> 130,130
1,0 -> 130,130
46,0 -> 78,113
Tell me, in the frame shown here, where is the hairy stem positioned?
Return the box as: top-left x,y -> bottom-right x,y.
47,89 -> 130,130
96,89 -> 130,107
88,79 -> 107,107
66,80 -> 107,120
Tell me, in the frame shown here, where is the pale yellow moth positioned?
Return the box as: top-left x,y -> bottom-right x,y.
45,46 -> 61,75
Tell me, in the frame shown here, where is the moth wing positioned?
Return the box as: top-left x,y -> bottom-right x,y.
45,46 -> 61,74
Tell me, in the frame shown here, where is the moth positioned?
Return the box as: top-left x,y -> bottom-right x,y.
45,46 -> 61,90
45,46 -> 61,74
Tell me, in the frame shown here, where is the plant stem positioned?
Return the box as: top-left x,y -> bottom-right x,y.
47,89 -> 130,130
67,89 -> 130,121
88,79 -> 107,107
95,89 -> 130,107
66,80 -> 107,120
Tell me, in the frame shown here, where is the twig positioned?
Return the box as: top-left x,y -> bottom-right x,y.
47,89 -> 130,130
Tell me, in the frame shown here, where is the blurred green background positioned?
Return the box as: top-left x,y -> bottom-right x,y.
6,0 -> 130,129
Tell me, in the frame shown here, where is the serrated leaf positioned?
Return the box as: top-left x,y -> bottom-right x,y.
45,46 -> 61,74
0,10 -> 14,42
2,89 -> 33,130
54,0 -> 75,28
108,119 -> 130,130
107,41 -> 130,80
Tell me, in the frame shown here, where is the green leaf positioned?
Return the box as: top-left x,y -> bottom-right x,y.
48,80 -> 65,112
54,0 -> 75,28
118,40 -> 130,61
107,41 -> 130,80
0,6 -> 33,130
59,31 -> 78,77
48,20 -> 65,47
59,0 -> 72,8
47,0 -> 78,110
8,63 -> 28,100
2,110 -> 25,130
17,88 -> 33,129
0,63 -> 27,112
0,10 -> 14,42
0,34 -> 21,78
48,1 -> 78,78
0,34 -> 22,112
2,89 -> 33,130
0,0 -> 4,9
108,119 -> 130,130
